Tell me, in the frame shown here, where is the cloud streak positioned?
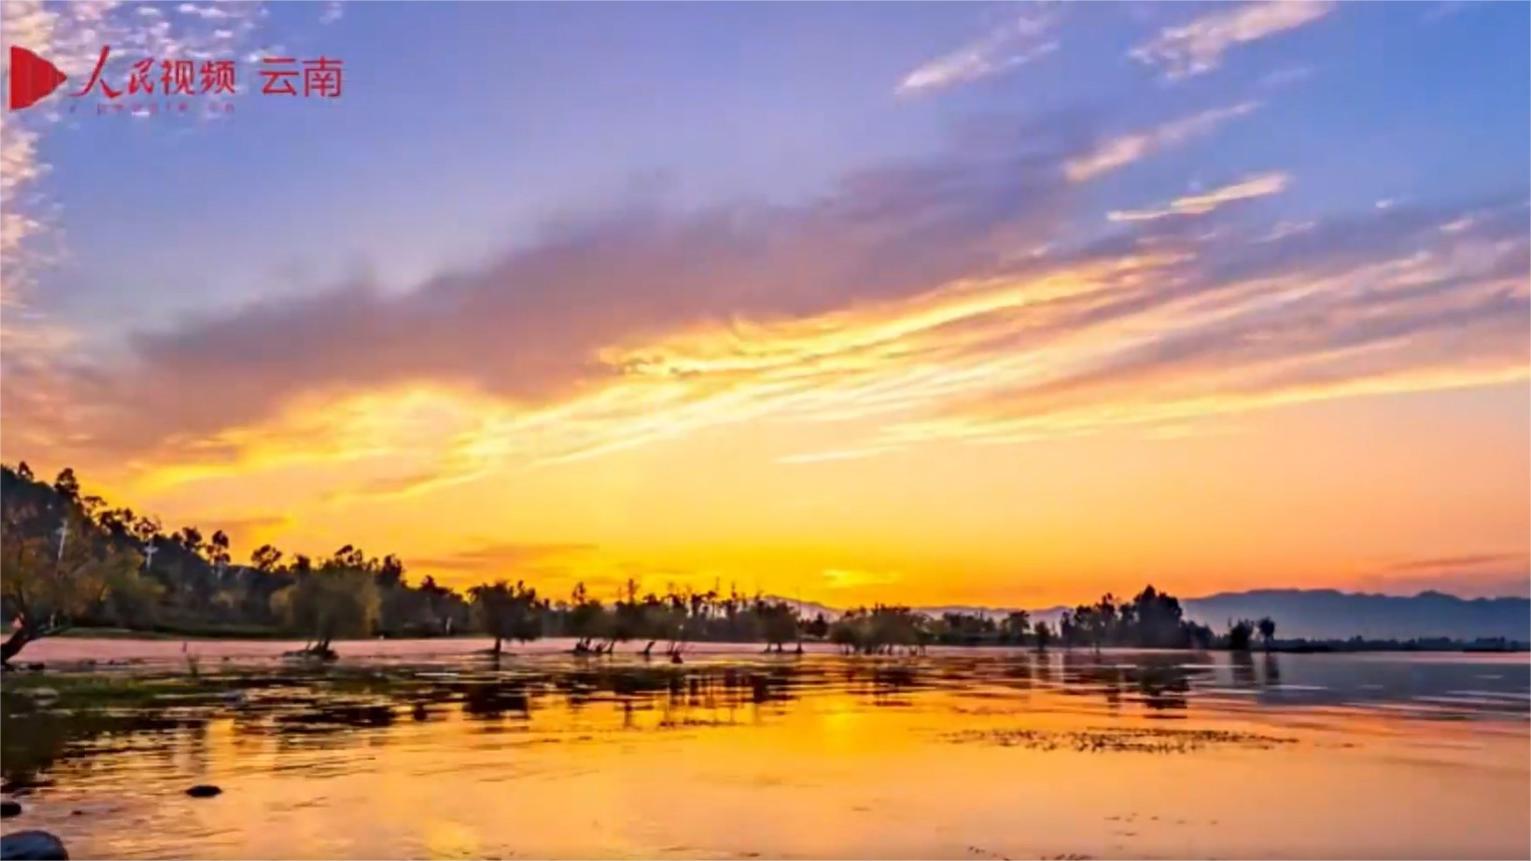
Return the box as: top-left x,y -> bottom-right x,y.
1064,102 -> 1259,182
897,12 -> 1058,95
1131,1 -> 1334,80
1108,172 -> 1289,222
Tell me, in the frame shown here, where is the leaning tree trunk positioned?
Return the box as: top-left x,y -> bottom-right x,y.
1,626 -> 33,666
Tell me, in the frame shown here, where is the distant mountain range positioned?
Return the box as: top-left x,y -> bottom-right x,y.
778,588 -> 1530,642
1179,589 -> 1529,641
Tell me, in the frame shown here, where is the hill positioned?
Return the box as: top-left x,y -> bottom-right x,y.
773,589 -> 1530,643
1180,588 -> 1529,642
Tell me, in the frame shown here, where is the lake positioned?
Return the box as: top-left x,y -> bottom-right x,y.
2,639 -> 1527,859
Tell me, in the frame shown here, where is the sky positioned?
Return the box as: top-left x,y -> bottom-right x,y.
1,1 -> 1527,607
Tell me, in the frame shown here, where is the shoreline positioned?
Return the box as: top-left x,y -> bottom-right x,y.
5,635 -> 1526,670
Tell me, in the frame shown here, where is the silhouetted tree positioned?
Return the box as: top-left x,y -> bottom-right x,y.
756,599 -> 800,652
1227,619 -> 1255,651
1001,610 -> 1031,644
470,580 -> 543,655
251,544 -> 284,573
567,582 -> 607,652
1257,616 -> 1276,651
1033,620 -> 1053,652
803,612 -> 830,640
271,555 -> 380,657
52,468 -> 79,501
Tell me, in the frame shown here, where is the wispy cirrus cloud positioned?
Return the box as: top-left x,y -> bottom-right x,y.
896,12 -> 1058,96
1131,1 -> 1334,80
1064,101 -> 1259,182
411,540 -> 597,573
822,568 -> 902,590
1108,172 -> 1289,222
1358,551 -> 1530,598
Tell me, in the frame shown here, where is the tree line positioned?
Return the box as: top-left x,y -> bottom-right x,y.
0,463 -> 1275,664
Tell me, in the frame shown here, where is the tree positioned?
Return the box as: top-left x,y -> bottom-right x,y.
175,526 -> 204,558
642,592 -> 687,659
1257,617 -> 1277,651
1059,610 -> 1077,649
52,468 -> 79,502
251,544 -> 284,573
1072,604 -> 1111,654
208,530 -> 232,570
1033,620 -> 1054,652
94,562 -> 164,628
1126,585 -> 1185,648
2,508 -> 142,664
1001,610 -> 1031,644
566,582 -> 607,652
803,612 -> 830,640
131,515 -> 162,550
1227,619 -> 1255,651
756,599 -> 800,653
271,564 -> 380,657
470,580 -> 543,655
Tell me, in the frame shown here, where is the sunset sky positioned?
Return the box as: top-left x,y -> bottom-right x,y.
2,1 -> 1527,607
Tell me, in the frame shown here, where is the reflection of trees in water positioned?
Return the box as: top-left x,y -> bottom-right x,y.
1262,653 -> 1282,687
1060,652 -> 1124,707
1230,651 -> 1257,688
0,652 -> 1263,791
0,696 -> 200,791
461,682 -> 531,718
1057,652 -> 1206,711
835,660 -> 933,707
999,656 -> 1034,686
1225,652 -> 1282,696
1127,659 -> 1196,711
1034,652 -> 1055,684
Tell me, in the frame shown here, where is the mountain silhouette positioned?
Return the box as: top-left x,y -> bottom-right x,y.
774,589 -> 1530,643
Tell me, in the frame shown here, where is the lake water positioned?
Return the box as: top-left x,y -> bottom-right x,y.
2,639 -> 1528,859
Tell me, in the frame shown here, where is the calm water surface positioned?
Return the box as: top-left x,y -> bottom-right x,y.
2,639 -> 1527,859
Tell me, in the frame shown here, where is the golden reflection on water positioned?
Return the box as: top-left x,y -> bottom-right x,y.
2,647 -> 1528,859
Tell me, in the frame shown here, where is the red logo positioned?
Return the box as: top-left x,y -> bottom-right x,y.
8,46 -> 68,111
9,44 -> 342,118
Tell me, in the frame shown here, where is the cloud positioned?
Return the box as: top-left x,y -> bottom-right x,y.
410,540 -> 597,573
884,202 -> 1527,447
178,3 -> 232,21
195,514 -> 294,549
1108,172 -> 1289,222
1131,1 -> 1334,80
3,101 -> 1526,510
1356,552 -> 1531,598
1385,553 -> 1527,573
897,13 -> 1058,95
1258,64 -> 1314,89
319,1 -> 343,25
11,114 -> 1080,468
822,568 -> 902,590
777,447 -> 898,465
1064,101 -> 1259,182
